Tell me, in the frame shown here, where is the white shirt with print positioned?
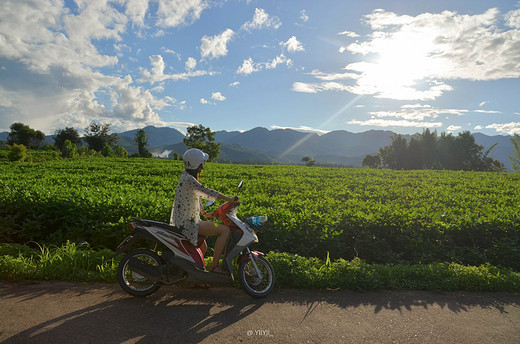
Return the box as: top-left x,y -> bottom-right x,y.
170,171 -> 220,246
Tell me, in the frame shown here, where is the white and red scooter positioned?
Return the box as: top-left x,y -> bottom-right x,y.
113,181 -> 275,298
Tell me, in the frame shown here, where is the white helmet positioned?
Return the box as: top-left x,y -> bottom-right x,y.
183,148 -> 209,169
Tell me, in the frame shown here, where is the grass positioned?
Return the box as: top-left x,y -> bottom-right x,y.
1,243 -> 519,292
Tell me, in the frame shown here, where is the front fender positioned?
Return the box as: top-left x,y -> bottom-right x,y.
238,250 -> 264,266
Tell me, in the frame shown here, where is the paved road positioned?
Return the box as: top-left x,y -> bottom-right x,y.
1,282 -> 519,343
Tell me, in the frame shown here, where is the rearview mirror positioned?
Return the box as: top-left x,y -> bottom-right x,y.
205,201 -> 214,208
238,180 -> 244,189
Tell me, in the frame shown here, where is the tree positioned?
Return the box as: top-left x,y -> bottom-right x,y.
509,134 -> 520,173
362,154 -> 381,168
54,127 -> 80,151
379,134 -> 407,169
62,140 -> 78,158
84,122 -> 117,152
183,124 -> 220,161
134,129 -> 152,158
366,130 -> 504,172
8,123 -> 45,148
302,156 -> 315,166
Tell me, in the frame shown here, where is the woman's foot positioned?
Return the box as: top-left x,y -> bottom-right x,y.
209,265 -> 230,275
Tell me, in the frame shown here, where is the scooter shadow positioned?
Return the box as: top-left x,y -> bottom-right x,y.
2,285 -> 265,344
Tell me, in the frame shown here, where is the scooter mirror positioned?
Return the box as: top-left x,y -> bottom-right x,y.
205,201 -> 214,208
238,180 -> 244,189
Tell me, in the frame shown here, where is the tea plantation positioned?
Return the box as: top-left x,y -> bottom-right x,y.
1,157 -> 519,272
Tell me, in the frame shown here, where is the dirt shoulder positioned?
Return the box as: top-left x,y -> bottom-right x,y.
1,282 -> 519,344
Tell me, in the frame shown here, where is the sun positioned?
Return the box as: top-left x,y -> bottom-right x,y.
351,30 -> 448,100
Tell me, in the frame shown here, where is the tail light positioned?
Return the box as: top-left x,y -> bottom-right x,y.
129,223 -> 136,231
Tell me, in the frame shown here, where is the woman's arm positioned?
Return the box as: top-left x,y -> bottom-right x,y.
217,194 -> 239,203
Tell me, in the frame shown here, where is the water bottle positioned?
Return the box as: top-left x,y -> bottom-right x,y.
246,215 -> 267,228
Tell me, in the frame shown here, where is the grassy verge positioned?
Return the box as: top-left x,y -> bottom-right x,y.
1,243 -> 519,292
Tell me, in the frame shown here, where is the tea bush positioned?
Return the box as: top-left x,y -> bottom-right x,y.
1,158 -> 519,270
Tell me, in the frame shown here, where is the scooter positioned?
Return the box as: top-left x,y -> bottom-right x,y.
112,181 -> 275,298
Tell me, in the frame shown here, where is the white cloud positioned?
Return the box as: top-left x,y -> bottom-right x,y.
338,31 -> 359,38
479,101 -> 488,107
446,125 -> 462,132
474,109 -> 502,114
200,29 -> 234,59
241,8 -> 281,31
185,57 -> 197,71
298,8 -> 520,101
139,54 -> 216,84
0,0 -> 217,133
124,0 -> 149,27
370,107 -> 467,121
271,125 -> 329,135
348,119 -> 443,128
300,10 -> 309,23
505,8 -> 520,28
211,92 -> 226,101
229,81 -> 240,87
236,57 -> 259,75
156,0 -> 207,28
280,36 -> 304,53
236,55 -> 291,75
485,122 -> 520,135
200,98 -> 209,104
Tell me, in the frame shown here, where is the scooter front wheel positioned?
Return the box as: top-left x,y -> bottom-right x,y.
238,255 -> 275,298
117,249 -> 162,297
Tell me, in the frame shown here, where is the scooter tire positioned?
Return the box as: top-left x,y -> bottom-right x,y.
117,249 -> 163,297
238,255 -> 275,298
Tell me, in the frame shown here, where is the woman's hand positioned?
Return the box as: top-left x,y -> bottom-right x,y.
201,209 -> 214,218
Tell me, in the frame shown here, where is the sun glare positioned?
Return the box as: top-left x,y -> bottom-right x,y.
354,30 -> 447,100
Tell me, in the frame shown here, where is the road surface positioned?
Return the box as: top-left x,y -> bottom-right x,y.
1,282 -> 519,343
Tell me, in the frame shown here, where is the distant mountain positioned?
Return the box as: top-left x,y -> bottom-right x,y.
1,126 -> 516,171
474,133 -> 513,171
118,126 -> 185,149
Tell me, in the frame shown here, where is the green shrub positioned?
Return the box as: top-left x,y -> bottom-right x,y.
8,143 -> 27,161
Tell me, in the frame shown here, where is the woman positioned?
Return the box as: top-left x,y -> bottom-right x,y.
170,148 -> 238,275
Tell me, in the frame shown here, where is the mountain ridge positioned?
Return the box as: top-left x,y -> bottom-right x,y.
0,126 -> 515,171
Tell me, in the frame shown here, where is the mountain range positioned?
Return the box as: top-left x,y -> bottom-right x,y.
119,126 -> 515,171
0,126 -> 515,171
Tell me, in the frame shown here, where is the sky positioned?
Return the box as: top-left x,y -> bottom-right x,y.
1,0 -> 520,137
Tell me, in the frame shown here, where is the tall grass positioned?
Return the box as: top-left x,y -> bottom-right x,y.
0,242 -> 117,282
1,243 -> 519,292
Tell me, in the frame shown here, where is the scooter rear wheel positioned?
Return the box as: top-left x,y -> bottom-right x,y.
117,249 -> 162,297
238,255 -> 275,298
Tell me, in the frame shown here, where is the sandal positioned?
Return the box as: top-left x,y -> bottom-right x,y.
209,266 -> 230,275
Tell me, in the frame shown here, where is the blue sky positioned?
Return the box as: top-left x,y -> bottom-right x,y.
1,0 -> 520,136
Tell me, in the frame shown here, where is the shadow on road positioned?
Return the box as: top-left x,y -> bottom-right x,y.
1,282 -> 519,343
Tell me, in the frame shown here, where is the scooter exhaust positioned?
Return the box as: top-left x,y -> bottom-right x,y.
127,257 -> 162,282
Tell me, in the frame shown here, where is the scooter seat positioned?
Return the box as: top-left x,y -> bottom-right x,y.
136,218 -> 185,236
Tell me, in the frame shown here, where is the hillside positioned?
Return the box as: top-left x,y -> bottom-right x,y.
0,126 -> 515,170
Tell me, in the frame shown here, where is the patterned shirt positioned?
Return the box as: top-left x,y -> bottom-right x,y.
170,171 -> 220,246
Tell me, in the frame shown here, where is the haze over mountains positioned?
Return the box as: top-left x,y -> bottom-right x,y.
117,126 -> 515,171
0,126 -> 514,171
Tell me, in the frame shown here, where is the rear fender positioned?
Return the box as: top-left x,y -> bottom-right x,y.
110,228 -> 159,259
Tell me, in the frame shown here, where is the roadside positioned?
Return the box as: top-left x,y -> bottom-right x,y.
1,282 -> 519,343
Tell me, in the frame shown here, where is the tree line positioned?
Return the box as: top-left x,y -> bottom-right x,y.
361,129 -> 515,172
3,122 -> 221,161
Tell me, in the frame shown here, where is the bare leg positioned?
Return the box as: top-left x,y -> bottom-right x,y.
198,221 -> 230,271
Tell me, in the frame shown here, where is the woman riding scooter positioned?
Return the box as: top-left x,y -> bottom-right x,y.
170,148 -> 239,275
